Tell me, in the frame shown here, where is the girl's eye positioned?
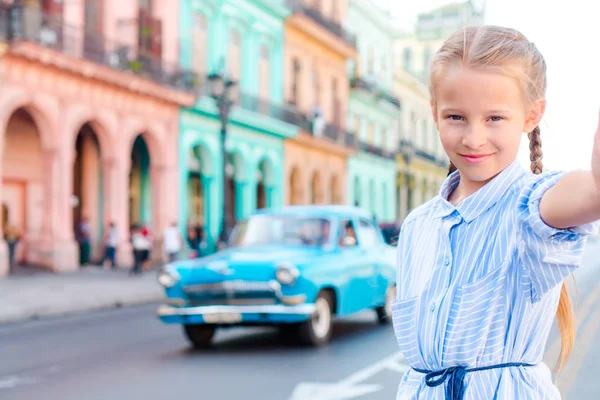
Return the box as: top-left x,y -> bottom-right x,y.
489,116 -> 503,122
447,115 -> 463,121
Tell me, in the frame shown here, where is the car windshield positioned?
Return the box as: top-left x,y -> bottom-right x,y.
228,214 -> 332,248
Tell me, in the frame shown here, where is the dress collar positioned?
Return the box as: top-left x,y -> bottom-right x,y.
433,159 -> 526,222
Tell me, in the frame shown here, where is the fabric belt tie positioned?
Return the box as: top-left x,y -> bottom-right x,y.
412,362 -> 535,400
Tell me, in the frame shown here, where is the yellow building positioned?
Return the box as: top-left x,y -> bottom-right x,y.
392,1 -> 483,220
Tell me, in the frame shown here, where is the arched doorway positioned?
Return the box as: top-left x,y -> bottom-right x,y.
1,203 -> 7,234
290,167 -> 302,205
129,135 -> 152,230
310,172 -> 322,204
353,176 -> 361,207
256,158 -> 274,210
187,146 -> 207,228
72,124 -> 103,265
330,174 -> 340,204
1,108 -> 45,268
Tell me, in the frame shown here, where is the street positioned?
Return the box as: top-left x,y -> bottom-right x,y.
1,238 -> 599,400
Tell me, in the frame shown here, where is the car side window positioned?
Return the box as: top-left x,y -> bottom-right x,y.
338,219 -> 359,248
357,219 -> 380,248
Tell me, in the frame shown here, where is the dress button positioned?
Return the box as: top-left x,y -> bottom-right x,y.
429,302 -> 436,312
444,258 -> 450,266
427,357 -> 433,365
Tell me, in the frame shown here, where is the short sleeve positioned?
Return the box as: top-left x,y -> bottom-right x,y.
516,171 -> 600,303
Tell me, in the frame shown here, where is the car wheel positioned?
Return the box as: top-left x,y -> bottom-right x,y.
183,324 -> 216,348
376,285 -> 396,325
297,291 -> 334,346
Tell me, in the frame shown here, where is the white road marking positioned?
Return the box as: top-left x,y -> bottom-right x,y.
0,365 -> 62,391
289,351 -> 408,400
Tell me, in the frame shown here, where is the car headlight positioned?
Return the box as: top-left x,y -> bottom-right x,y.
157,266 -> 180,288
276,262 -> 300,285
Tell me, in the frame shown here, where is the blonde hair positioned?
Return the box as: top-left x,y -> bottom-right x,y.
429,25 -> 574,372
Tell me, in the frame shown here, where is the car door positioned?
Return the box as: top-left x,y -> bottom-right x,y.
354,218 -> 382,309
336,218 -> 369,314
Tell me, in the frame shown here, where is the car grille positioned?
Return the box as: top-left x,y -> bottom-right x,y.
182,281 -> 279,306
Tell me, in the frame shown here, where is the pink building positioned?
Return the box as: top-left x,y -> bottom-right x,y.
0,0 -> 196,277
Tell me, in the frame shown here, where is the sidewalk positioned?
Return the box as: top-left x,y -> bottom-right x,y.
0,266 -> 164,325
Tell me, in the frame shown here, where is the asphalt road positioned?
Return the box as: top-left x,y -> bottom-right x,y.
1,239 -> 599,400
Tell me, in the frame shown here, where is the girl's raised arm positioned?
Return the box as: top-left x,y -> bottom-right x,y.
539,112 -> 600,229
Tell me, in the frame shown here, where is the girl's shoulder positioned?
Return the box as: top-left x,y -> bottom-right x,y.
399,196 -> 440,229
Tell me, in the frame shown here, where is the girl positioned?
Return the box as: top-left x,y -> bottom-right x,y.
393,26 -> 600,399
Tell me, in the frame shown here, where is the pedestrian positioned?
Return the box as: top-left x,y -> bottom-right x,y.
163,221 -> 182,263
130,224 -> 150,276
102,222 -> 118,269
393,26 -> 600,399
186,222 -> 199,258
4,224 -> 20,273
77,216 -> 91,266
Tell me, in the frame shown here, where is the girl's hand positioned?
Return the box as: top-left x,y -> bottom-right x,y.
593,110 -> 600,194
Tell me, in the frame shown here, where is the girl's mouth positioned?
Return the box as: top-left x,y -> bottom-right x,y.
459,154 -> 493,164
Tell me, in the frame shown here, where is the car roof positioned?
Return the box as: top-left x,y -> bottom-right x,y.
250,205 -> 375,220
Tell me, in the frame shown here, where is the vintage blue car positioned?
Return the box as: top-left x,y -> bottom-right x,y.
156,205 -> 397,348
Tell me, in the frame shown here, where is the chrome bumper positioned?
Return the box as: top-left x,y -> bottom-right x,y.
157,303 -> 316,317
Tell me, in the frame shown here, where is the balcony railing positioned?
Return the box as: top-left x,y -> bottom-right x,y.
350,77 -> 401,109
0,6 -> 199,94
237,93 -> 313,129
359,141 -> 396,160
286,0 -> 357,48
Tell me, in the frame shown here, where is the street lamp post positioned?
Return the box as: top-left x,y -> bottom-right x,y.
207,72 -> 237,248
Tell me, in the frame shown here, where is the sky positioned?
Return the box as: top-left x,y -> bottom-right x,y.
375,0 -> 600,172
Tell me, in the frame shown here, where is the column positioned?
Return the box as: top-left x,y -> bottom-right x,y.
0,124 -> 7,277
234,180 -> 247,221
151,163 -> 168,263
38,149 -> 78,272
115,150 -> 134,268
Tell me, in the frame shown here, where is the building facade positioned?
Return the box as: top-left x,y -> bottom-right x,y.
283,0 -> 358,207
178,0 -> 299,250
346,0 -> 400,222
0,0 -> 197,276
392,1 -> 482,221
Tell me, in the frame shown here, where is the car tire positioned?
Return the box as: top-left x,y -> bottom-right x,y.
376,285 -> 396,325
297,290 -> 334,346
183,324 -> 216,348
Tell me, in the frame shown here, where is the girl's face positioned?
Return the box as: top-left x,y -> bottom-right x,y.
432,66 -> 544,188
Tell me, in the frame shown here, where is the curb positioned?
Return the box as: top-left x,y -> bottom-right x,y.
0,292 -> 165,326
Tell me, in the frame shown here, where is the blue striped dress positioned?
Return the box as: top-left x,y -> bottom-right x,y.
393,160 -> 600,399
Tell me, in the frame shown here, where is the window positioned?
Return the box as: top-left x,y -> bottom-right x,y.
368,47 -> 375,75
228,30 -> 242,81
381,129 -> 388,150
191,12 -> 208,75
368,122 -> 375,144
354,116 -> 361,135
339,219 -> 358,247
291,58 -> 301,105
403,48 -> 412,71
312,68 -> 320,106
357,219 -> 380,248
259,45 -> 270,101
332,78 -> 340,126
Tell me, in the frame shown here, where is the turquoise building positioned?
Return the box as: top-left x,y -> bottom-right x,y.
346,0 -> 401,222
178,0 -> 299,248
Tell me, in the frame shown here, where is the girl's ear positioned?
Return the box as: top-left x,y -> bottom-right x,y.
524,98 -> 546,133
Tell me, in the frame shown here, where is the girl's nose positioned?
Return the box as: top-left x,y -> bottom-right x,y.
461,127 -> 487,149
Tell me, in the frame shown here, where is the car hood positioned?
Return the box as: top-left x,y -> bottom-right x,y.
169,244 -> 324,284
